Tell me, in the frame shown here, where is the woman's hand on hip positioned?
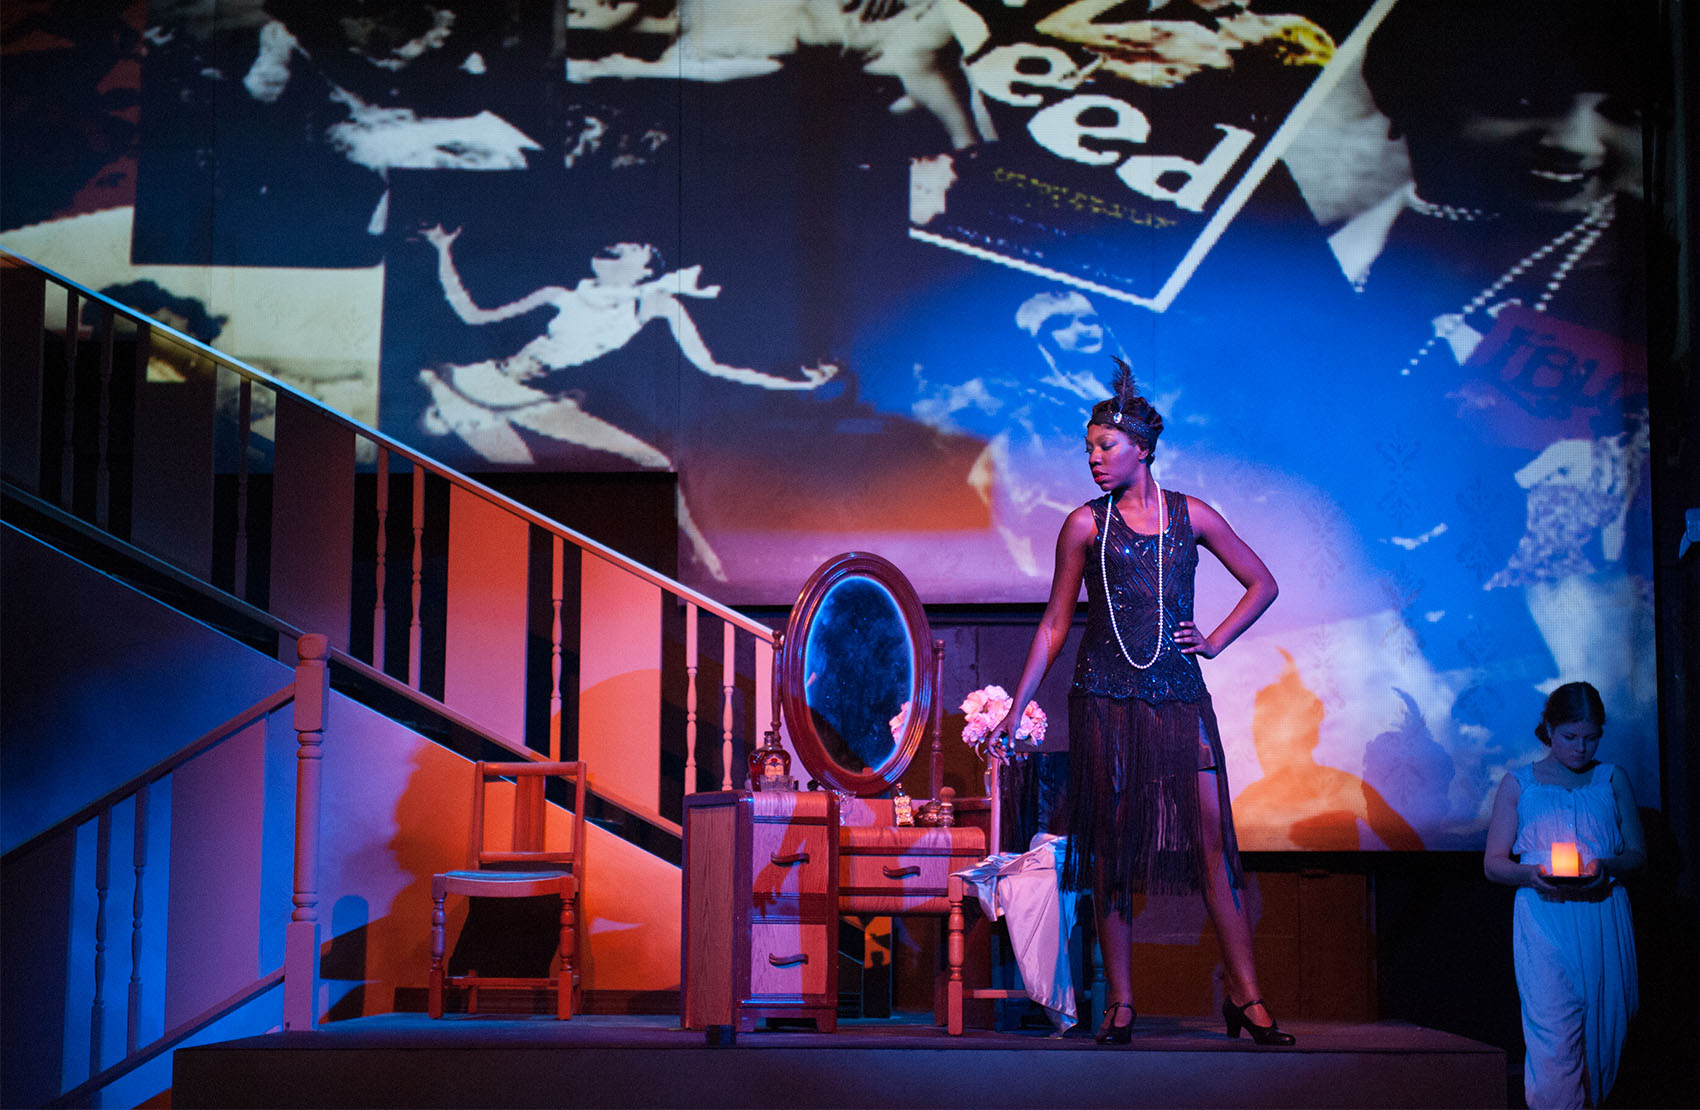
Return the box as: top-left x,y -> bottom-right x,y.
1174,620 -> 1218,658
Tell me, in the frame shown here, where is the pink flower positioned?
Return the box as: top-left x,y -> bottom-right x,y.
960,685 -> 1009,718
957,684 -> 1046,760
888,700 -> 912,743
1019,700 -> 1047,745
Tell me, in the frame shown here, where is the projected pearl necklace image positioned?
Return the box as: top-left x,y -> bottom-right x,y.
1102,486 -> 1168,671
1404,195 -> 1617,372
1407,193 -> 1500,223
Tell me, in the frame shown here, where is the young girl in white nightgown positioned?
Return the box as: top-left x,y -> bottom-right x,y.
1484,681 -> 1645,1109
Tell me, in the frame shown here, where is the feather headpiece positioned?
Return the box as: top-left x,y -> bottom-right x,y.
1110,356 -> 1139,416
1093,356 -> 1156,441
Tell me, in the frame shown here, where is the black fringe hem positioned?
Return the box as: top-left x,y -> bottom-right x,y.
1060,693 -> 1244,916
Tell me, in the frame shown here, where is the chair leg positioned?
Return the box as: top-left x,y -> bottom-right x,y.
947,875 -> 965,1036
429,892 -> 447,1019
557,894 -> 576,1020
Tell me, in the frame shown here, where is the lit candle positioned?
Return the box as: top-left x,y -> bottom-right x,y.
1549,841 -> 1580,877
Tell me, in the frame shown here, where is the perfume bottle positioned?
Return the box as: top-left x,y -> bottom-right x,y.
747,728 -> 795,792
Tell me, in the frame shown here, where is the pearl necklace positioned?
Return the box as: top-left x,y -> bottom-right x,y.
1101,487 -> 1166,671
1405,196 -> 1616,373
1408,193 -> 1499,223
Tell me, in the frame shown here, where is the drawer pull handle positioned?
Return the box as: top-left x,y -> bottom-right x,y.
768,953 -> 809,968
769,850 -> 811,866
882,865 -> 922,879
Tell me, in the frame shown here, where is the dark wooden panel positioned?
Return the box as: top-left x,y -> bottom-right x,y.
0,261 -> 46,491
270,400 -> 356,650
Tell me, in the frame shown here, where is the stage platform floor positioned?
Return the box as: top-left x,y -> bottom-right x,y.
173,1012 -> 1507,1108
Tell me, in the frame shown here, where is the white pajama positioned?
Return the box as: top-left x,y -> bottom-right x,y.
1509,763 -> 1638,1108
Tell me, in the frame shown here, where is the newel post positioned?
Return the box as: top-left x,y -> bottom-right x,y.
284,633 -> 330,1030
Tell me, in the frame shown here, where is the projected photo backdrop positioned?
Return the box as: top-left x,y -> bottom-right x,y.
1,0 -> 1657,849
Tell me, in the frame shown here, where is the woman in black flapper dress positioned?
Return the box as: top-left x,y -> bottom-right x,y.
991,360 -> 1291,1046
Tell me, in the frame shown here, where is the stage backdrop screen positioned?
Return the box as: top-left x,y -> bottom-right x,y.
2,0 -> 1657,849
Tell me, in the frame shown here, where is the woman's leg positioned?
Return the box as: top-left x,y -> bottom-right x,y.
1095,901 -> 1137,1033
1196,766 -> 1274,1027
1094,861 -> 1136,1032
419,367 -> 535,464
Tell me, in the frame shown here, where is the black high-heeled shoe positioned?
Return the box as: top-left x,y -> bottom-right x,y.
1095,1001 -> 1136,1044
1222,997 -> 1295,1046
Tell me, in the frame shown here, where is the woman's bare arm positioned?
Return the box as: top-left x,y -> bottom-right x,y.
656,296 -> 837,389
1596,766 -> 1647,878
425,225 -> 563,325
989,504 -> 1095,747
1483,772 -> 1544,888
1176,495 -> 1277,658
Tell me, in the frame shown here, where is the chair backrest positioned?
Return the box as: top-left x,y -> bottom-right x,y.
469,761 -> 587,874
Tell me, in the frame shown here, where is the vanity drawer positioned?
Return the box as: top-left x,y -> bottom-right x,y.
751,821 -> 831,898
748,922 -> 830,997
838,825 -> 985,913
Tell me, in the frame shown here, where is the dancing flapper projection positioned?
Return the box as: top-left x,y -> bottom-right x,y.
1485,682 -> 1644,1109
416,224 -> 838,579
992,357 -> 1291,1046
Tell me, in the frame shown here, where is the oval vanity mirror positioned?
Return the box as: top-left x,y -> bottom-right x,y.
778,552 -> 934,797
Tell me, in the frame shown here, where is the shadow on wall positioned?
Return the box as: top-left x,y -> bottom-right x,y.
321,895 -> 371,1021
1234,649 -> 1426,851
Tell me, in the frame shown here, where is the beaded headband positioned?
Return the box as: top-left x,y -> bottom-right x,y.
1090,356 -> 1156,441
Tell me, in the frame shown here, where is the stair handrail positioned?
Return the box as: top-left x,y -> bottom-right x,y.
2,244 -> 773,1106
0,245 -> 772,641
0,601 -> 632,1107
47,971 -> 285,1110
3,491 -> 686,844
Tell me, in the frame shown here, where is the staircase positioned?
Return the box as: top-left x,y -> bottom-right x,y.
1,247 -> 783,1106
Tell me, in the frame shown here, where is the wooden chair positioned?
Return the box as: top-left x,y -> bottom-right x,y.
429,761 -> 587,1019
946,757 -> 1032,1032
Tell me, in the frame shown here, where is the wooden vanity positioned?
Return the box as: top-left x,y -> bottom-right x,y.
680,552 -> 997,1036
682,790 -> 987,1034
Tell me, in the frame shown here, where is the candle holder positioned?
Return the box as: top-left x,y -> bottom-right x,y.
1548,840 -> 1584,883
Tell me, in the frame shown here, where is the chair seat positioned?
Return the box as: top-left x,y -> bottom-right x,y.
434,869 -> 575,900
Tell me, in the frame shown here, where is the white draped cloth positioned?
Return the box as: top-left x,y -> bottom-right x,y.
1509,762 -> 1638,1109
952,834 -> 1078,1032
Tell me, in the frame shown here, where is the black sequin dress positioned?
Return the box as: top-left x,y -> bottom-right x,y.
1061,490 -> 1245,912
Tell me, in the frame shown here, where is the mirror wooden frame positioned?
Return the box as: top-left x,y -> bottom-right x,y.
778,551 -> 934,797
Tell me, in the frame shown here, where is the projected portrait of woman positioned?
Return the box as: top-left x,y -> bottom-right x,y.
967,290 -> 1130,574
1020,290 -> 1127,403
415,224 -> 838,579
910,287 -> 1137,577
1334,1 -> 1644,371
